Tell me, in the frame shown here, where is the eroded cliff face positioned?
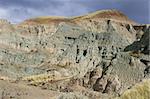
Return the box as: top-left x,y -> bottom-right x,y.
0,10 -> 149,99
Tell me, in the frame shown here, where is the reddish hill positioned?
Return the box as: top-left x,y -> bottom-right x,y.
20,9 -> 137,25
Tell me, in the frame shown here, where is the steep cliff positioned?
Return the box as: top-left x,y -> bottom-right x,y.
0,10 -> 149,99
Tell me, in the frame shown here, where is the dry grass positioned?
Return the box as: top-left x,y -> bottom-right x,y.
120,79 -> 150,99
73,9 -> 127,19
22,72 -> 71,86
22,16 -> 70,25
20,9 -> 135,25
129,51 -> 141,58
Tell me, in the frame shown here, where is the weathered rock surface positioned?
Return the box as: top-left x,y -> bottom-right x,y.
0,9 -> 149,99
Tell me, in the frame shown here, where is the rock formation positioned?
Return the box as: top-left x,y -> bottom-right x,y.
0,9 -> 149,99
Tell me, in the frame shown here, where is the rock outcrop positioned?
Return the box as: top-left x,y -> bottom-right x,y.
0,9 -> 149,99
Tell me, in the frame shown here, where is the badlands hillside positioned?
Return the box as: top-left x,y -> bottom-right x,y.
0,9 -> 149,99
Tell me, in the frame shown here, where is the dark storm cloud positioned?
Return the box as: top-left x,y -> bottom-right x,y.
75,0 -> 149,23
0,0 -> 63,9
0,0 -> 149,23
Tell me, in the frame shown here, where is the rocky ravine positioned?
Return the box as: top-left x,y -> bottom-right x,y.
0,9 -> 149,99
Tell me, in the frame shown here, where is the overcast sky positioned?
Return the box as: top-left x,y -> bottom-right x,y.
0,0 -> 149,23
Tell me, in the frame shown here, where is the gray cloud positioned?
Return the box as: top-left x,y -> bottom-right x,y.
0,0 -> 149,23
